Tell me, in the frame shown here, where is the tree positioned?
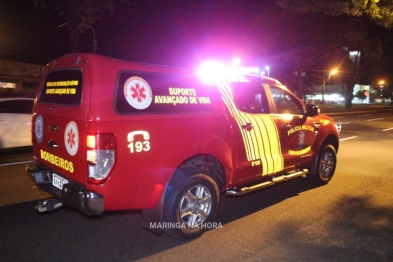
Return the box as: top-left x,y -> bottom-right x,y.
273,1 -> 384,108
354,90 -> 367,104
250,5 -> 344,100
34,0 -> 129,53
276,0 -> 393,28
336,19 -> 383,108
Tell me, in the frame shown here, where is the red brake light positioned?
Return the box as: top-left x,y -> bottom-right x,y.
86,133 -> 116,184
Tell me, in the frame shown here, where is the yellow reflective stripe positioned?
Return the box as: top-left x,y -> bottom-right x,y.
241,114 -> 258,160
218,83 -> 255,160
245,114 -> 283,174
220,81 -> 261,162
255,116 -> 283,173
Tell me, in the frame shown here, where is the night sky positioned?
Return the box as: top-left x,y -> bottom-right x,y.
1,0 -> 392,82
0,0 -> 267,68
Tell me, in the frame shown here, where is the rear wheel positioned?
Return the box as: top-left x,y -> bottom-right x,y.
162,173 -> 220,240
307,145 -> 337,185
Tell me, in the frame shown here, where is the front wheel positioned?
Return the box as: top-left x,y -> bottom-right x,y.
307,145 -> 337,185
162,173 -> 220,240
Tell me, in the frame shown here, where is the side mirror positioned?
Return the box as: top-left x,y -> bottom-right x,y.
305,104 -> 319,117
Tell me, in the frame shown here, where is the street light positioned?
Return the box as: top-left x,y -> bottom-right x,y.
322,68 -> 338,106
328,69 -> 337,85
379,80 -> 386,97
265,66 -> 270,77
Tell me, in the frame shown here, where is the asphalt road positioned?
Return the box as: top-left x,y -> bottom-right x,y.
1,110 -> 393,261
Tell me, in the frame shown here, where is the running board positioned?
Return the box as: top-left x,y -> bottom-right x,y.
226,170 -> 307,196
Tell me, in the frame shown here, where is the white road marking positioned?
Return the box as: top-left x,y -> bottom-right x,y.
366,118 -> 384,121
340,136 -> 358,141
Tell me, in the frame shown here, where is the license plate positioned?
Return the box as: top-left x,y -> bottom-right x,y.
52,173 -> 68,190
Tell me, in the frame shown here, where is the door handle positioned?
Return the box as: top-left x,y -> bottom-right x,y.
48,140 -> 59,149
282,123 -> 292,129
241,123 -> 253,131
49,125 -> 58,131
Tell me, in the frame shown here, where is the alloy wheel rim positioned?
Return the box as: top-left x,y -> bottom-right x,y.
320,151 -> 335,179
179,184 -> 212,228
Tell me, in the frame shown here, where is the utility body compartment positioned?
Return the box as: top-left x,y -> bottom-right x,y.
27,53 -> 340,240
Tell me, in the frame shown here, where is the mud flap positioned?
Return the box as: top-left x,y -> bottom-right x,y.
141,183 -> 168,235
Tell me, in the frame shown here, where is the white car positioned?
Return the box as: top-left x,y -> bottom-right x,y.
0,98 -> 34,149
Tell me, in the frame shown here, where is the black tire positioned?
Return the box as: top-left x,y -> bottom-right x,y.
162,173 -> 220,240
307,145 -> 337,185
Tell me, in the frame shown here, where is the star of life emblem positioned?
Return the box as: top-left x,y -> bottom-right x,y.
64,121 -> 79,156
35,115 -> 43,143
124,76 -> 153,110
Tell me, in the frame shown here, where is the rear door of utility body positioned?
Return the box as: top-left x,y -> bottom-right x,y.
32,63 -> 90,189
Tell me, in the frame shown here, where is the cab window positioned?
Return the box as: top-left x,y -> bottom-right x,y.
270,86 -> 304,115
231,82 -> 268,114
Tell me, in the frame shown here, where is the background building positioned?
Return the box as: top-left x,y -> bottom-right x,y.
0,59 -> 44,98
306,84 -> 375,105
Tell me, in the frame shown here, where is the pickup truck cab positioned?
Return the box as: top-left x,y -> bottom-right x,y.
27,53 -> 340,240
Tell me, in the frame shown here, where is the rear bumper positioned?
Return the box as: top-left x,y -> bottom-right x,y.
26,162 -> 104,215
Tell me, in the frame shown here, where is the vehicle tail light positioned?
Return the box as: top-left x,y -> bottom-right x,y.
86,133 -> 116,184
